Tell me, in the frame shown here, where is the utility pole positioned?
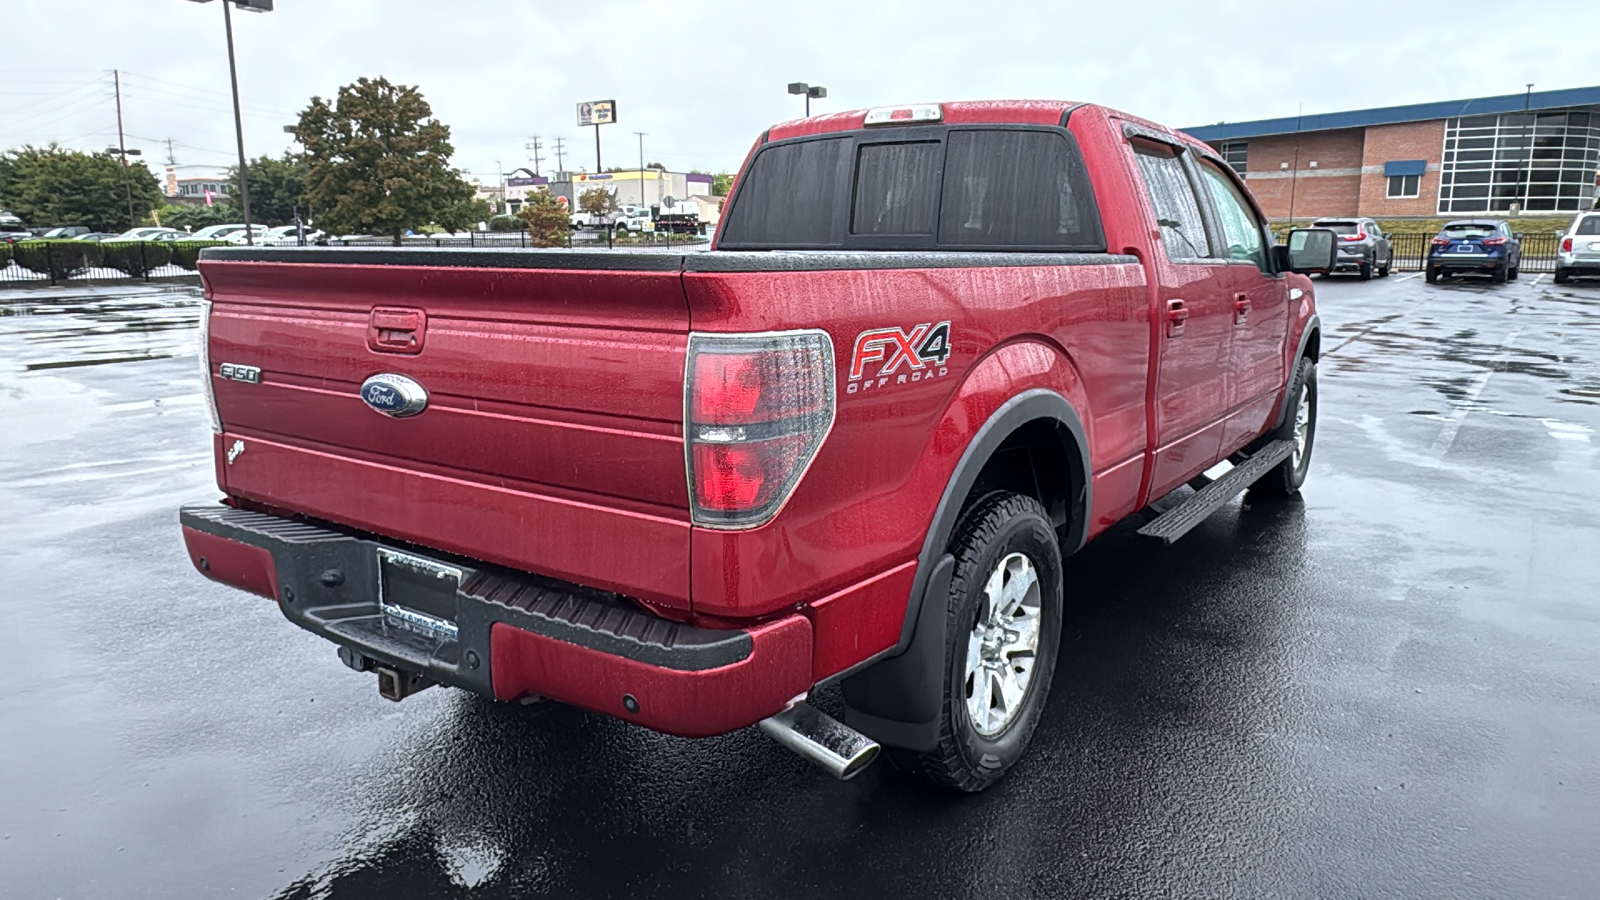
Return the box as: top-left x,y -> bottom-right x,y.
553,136 -> 566,175
526,136 -> 543,177
1518,83 -> 1535,215
165,137 -> 177,165
113,70 -> 136,228
634,131 -> 647,206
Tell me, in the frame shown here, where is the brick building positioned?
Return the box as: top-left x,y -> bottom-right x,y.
1184,86 -> 1600,220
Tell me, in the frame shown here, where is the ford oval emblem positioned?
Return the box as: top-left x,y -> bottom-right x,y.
360,373 -> 428,418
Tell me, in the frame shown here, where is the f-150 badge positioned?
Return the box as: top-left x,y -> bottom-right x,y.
360,373 -> 429,418
847,322 -> 951,394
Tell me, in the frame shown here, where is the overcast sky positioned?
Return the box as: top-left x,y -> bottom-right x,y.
3,0 -> 1597,185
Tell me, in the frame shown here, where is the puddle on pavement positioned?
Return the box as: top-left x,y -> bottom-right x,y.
0,285 -> 203,372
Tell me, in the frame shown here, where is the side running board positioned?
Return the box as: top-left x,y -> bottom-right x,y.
1136,439 -> 1295,545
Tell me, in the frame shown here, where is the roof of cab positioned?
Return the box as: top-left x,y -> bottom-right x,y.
764,100 -> 1081,142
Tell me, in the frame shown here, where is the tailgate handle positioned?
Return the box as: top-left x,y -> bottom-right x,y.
368,307 -> 426,355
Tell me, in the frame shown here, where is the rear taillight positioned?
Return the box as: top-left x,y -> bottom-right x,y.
685,331 -> 834,528
1341,231 -> 1366,242
1483,236 -> 1507,246
198,299 -> 221,433
1562,237 -> 1573,252
1431,237 -> 1451,247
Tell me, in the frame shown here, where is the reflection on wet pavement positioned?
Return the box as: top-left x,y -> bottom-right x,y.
0,283 -> 202,372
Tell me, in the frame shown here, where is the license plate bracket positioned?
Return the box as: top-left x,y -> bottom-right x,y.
377,548 -> 462,641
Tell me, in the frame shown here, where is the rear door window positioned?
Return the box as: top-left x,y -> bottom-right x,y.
938,130 -> 1100,249
852,141 -> 941,235
1132,143 -> 1212,260
1576,216 -> 1600,236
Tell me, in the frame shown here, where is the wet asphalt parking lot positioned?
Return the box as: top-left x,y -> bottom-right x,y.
2,268 -> 1599,899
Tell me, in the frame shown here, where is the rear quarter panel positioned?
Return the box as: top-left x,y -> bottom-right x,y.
684,258 -> 1147,678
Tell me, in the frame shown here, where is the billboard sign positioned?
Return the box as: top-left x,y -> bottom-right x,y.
577,100 -> 617,127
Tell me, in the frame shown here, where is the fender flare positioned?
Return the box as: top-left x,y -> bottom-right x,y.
840,388 -> 1091,751
1269,313 -> 1320,432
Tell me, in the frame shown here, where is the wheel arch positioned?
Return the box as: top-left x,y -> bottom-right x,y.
840,388 -> 1090,751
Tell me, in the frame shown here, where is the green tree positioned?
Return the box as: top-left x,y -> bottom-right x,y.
227,152 -> 306,227
0,145 -> 163,231
712,172 -> 733,196
578,186 -> 616,220
293,77 -> 474,244
433,196 -> 492,233
516,189 -> 571,247
154,202 -> 238,232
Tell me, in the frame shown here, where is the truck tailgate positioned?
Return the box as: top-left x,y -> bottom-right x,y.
198,250 -> 693,609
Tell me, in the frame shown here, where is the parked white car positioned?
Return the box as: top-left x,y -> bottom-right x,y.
186,223 -> 268,244
261,225 -> 324,245
1555,211 -> 1600,284
113,227 -> 190,242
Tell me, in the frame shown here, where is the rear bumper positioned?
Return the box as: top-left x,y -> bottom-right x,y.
179,504 -> 812,737
1429,254 -> 1506,270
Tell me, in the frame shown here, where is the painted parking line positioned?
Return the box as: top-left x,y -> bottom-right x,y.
1398,272 -> 1423,281
1429,328 -> 1522,458
1533,274 -> 1547,285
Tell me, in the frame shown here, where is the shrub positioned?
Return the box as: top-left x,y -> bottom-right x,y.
99,241 -> 173,277
169,241 -> 227,271
13,240 -> 101,279
0,242 -> 11,270
488,214 -> 526,232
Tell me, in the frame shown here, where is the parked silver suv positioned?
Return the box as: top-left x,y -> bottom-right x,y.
1310,216 -> 1393,280
1555,212 -> 1600,284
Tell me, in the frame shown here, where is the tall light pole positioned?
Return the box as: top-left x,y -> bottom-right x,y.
1518,83 -> 1534,216
634,131 -> 647,206
787,82 -> 827,117
188,0 -> 273,244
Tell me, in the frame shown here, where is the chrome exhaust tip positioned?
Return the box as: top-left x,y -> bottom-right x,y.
758,702 -> 881,781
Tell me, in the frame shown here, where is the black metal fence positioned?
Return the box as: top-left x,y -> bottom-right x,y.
1375,232 -> 1561,273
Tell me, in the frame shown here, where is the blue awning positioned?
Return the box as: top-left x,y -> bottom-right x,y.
1384,160 -> 1427,177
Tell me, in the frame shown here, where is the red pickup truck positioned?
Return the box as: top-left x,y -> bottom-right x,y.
181,100 -> 1336,791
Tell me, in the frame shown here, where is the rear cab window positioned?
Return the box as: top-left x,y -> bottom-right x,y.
718,125 -> 1105,252
1312,221 -> 1360,235
1574,216 -> 1600,236
1443,223 -> 1497,239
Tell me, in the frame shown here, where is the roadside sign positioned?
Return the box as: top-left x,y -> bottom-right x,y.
557,196 -> 569,209
577,100 -> 617,127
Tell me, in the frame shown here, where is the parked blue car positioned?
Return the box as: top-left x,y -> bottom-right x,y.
1426,219 -> 1521,284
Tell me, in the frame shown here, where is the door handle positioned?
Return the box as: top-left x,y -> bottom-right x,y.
1165,299 -> 1189,338
1233,293 -> 1250,325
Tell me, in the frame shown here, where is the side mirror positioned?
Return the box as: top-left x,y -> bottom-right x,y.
1276,227 -> 1337,274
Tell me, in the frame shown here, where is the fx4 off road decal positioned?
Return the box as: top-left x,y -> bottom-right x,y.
847,321 -> 951,394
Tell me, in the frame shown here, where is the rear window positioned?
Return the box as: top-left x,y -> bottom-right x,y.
719,127 -> 1105,252
719,137 -> 851,246
1575,216 -> 1600,236
1313,221 -> 1360,235
1443,223 -> 1497,238
852,142 -> 940,235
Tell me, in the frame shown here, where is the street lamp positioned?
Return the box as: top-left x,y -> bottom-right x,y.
787,82 -> 827,117
187,0 -> 273,244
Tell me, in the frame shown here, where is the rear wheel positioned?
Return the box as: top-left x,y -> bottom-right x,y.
1425,266 -> 1439,284
1492,264 -> 1509,284
1555,267 -> 1571,284
1249,358 -> 1317,500
1508,264 -> 1519,280
1378,253 -> 1391,277
896,492 -> 1063,792
1359,259 -> 1373,280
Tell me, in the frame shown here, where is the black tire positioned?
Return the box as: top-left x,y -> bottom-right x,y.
1359,260 -> 1373,280
1555,267 -> 1571,284
1425,266 -> 1439,284
1492,264 -> 1509,284
895,492 -> 1063,792
1248,358 -> 1317,500
1508,264 -> 1519,280
1378,253 -> 1391,277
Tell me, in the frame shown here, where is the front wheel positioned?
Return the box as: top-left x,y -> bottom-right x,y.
896,492 -> 1063,792
1378,253 -> 1392,277
1249,358 -> 1317,499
